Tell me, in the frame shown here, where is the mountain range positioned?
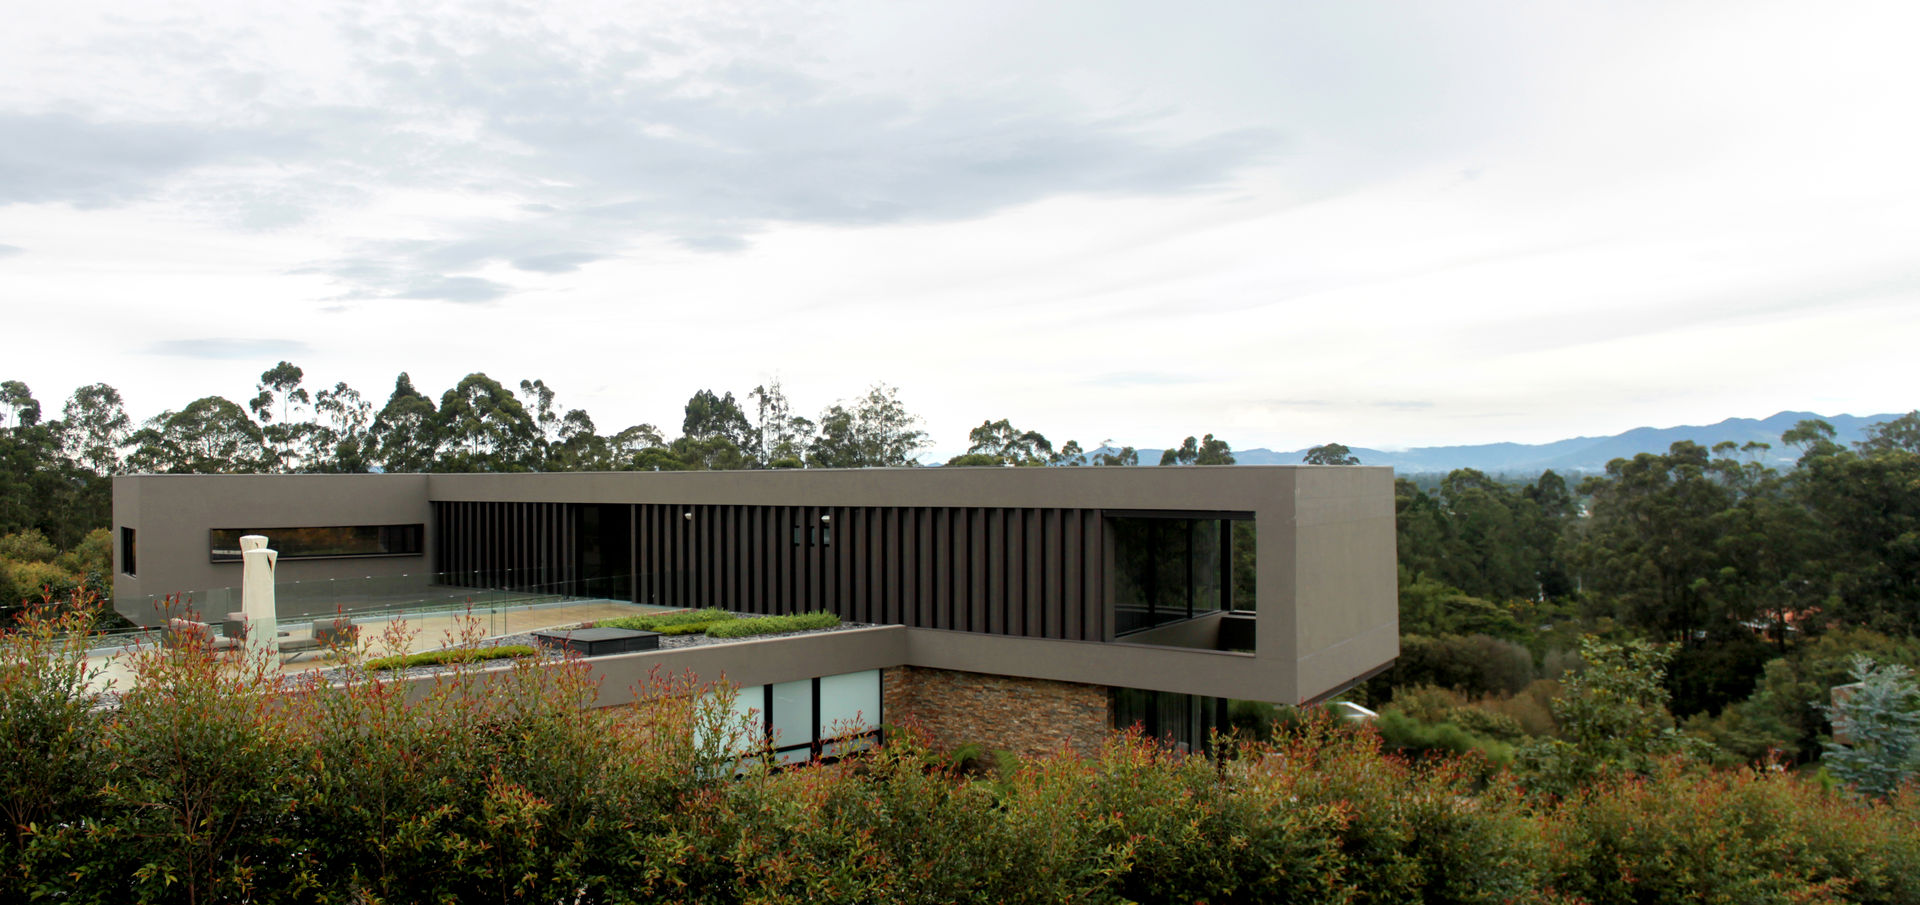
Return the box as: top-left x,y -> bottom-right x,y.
1122,411 -> 1907,475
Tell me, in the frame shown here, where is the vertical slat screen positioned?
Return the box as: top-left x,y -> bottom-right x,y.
434,501 -> 1109,640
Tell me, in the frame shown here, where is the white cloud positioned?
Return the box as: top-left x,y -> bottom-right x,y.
1,0 -> 1916,458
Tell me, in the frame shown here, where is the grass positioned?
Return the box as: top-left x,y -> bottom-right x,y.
364,645 -> 538,671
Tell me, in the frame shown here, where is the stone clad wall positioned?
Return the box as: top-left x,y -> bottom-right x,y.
882,666 -> 1111,760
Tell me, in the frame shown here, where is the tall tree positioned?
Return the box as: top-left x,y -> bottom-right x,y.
58,384 -> 130,477
367,373 -> 440,473
806,383 -> 928,468
517,378 -> 563,469
957,419 -> 1053,467
124,397 -> 273,475
605,423 -> 667,469
248,361 -> 310,472
1574,442 -> 1735,643
1792,434 -> 1920,632
1856,411 -> 1920,455
749,380 -> 813,468
1089,441 -> 1139,467
682,389 -> 755,465
437,373 -> 538,472
1303,443 -> 1361,465
0,382 -> 75,544
309,381 -> 372,473
1158,434 -> 1234,466
0,381 -> 40,430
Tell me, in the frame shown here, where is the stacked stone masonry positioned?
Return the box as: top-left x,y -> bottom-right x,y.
882,665 -> 1111,760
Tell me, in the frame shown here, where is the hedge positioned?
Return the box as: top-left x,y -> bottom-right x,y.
7,594 -> 1919,905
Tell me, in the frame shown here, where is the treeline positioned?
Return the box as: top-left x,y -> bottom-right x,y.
1373,412 -> 1920,769
0,364 -> 1251,615
5,608 -> 1918,905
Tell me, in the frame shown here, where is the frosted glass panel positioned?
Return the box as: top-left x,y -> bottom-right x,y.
818,670 -> 880,738
770,680 -> 814,752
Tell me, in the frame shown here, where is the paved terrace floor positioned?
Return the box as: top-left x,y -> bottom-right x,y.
85,600 -> 679,692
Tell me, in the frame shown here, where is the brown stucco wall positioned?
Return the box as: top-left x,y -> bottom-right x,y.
112,474 -> 434,624
882,665 -> 1111,760
114,465 -> 1399,702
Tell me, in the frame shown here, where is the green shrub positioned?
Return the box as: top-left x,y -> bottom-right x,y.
1539,761 -> 1920,905
1374,709 -> 1516,768
705,611 -> 841,638
364,644 -> 537,671
597,607 -> 736,632
658,621 -> 718,636
0,597 -> 109,901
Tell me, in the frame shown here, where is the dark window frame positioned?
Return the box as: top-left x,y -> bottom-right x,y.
209,524 -> 425,563
1109,512 -> 1243,636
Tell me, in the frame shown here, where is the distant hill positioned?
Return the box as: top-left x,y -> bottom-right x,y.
1117,410 -> 1907,475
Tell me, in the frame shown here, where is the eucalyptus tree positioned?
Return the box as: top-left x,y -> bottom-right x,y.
309,382 -> 373,473
367,374 -> 441,473
682,389 -> 755,465
1303,442 -> 1360,465
806,383 -> 928,468
1158,434 -> 1234,466
957,419 -> 1053,466
436,373 -> 538,472
248,361 -> 312,471
124,397 -> 274,475
58,384 -> 130,477
749,381 -> 813,468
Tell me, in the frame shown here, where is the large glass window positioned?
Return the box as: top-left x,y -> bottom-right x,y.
1111,516 -> 1235,634
714,670 -> 883,765
770,680 -> 815,764
1113,687 -> 1229,755
209,524 -> 423,563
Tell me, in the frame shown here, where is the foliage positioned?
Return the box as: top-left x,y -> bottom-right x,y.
956,418 -> 1054,466
1537,760 -> 1920,905
805,383 -> 930,468
1517,637 -> 1715,795
1822,655 -> 1920,799
1686,628 -> 1920,764
6,609 -> 1920,903
1397,572 -> 1527,641
126,395 -> 275,474
1303,442 -> 1361,465
597,607 -> 737,632
0,595 -> 108,901
704,611 -> 842,638
1383,633 -> 1537,699
1157,433 -> 1235,465
363,644 -> 539,670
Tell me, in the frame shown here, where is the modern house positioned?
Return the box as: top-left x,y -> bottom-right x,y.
111,466 -> 1397,757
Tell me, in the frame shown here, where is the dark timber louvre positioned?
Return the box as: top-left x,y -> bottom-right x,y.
434,501 -> 579,592
434,501 -> 1110,641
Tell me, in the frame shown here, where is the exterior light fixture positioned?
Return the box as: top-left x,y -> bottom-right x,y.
682,511 -> 693,520
820,514 -> 832,523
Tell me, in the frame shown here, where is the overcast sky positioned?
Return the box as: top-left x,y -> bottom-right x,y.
3,0 -> 1916,460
